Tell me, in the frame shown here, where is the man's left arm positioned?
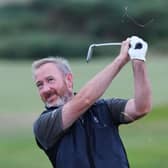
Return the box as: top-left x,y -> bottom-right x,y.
124,36 -> 152,122
124,60 -> 152,122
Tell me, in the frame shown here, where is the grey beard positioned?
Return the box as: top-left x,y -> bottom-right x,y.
45,92 -> 72,108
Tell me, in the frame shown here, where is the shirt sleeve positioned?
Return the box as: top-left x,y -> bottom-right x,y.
33,106 -> 63,150
106,98 -> 129,125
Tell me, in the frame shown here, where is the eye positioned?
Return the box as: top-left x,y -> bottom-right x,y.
36,82 -> 43,89
47,76 -> 55,83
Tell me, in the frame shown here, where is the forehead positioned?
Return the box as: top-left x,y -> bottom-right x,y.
34,62 -> 62,81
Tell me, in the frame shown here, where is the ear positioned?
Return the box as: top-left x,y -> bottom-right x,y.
65,73 -> 73,90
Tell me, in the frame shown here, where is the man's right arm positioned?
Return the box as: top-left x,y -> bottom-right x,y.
62,39 -> 130,130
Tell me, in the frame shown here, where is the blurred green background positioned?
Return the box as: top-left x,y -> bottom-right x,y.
0,0 -> 167,167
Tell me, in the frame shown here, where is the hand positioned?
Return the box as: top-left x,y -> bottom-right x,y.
118,38 -> 130,63
128,36 -> 148,61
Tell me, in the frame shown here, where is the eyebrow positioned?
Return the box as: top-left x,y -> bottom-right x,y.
46,75 -> 54,79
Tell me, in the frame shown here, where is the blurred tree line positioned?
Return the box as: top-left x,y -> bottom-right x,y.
0,0 -> 167,60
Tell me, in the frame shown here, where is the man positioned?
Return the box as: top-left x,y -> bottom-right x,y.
32,36 -> 152,168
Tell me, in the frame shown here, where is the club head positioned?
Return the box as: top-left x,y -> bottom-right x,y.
86,44 -> 95,63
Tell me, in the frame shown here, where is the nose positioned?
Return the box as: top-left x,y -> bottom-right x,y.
42,83 -> 51,93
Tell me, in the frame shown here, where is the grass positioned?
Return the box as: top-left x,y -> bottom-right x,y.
0,55 -> 167,167
0,133 -> 51,168
121,105 -> 168,168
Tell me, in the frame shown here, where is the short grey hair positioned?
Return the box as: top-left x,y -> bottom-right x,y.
32,56 -> 72,78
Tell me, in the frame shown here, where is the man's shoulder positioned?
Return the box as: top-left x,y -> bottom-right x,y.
92,98 -> 107,106
94,98 -> 122,105
91,98 -> 118,110
33,105 -> 64,150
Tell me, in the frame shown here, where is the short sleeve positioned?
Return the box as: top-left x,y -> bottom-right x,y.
33,106 -> 63,150
106,98 -> 128,125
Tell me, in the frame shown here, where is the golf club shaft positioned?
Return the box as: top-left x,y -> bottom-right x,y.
94,42 -> 122,47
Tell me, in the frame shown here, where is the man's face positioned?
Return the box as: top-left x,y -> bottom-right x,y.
34,63 -> 73,107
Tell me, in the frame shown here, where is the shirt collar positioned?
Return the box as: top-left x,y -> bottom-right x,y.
45,105 -> 62,111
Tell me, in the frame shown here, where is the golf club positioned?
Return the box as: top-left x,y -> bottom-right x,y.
86,41 -> 143,62
86,42 -> 122,62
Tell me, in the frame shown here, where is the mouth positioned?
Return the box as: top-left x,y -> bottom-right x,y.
45,94 -> 65,107
43,90 -> 70,107
45,92 -> 57,103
